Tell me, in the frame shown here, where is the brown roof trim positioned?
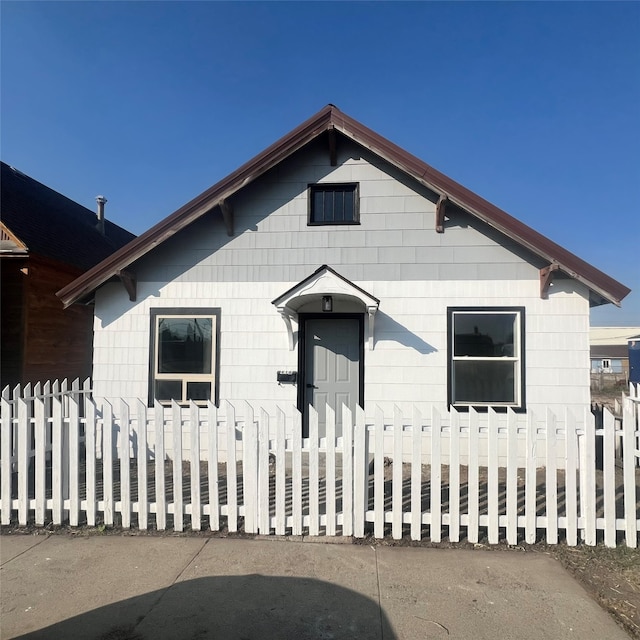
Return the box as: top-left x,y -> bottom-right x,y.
57,105 -> 630,308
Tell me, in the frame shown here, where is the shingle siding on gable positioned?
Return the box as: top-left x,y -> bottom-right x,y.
132,141 -> 532,289
91,140 -> 592,419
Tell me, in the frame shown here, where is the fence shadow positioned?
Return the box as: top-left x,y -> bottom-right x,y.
14,575 -> 396,640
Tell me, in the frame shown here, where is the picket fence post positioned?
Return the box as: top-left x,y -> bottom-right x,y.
326,404 -> 337,537
226,402 -> 238,533
308,405 -> 320,536
431,407 -> 442,543
564,409 -> 578,546
207,401 -> 220,532
291,408 -> 303,536
242,401 -> 257,535
154,402 -> 166,531
137,399 -> 148,530
352,405 -> 366,539
342,403 -> 354,537
448,407 -> 461,543
622,397 -> 638,547
85,397 -> 97,527
0,386 -> 13,525
34,383 -> 46,526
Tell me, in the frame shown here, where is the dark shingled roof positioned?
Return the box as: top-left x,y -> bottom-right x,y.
590,345 -> 631,359
1,161 -> 135,271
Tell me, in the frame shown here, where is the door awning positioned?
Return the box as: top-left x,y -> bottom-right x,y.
272,265 -> 380,350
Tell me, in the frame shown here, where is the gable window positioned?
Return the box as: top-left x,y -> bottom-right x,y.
309,183 -> 359,225
448,307 -> 525,410
149,308 -> 220,405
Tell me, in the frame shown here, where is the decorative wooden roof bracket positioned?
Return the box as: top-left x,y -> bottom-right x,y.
540,263 -> 560,299
435,194 -> 448,233
219,198 -> 234,236
327,125 -> 337,166
118,269 -> 137,302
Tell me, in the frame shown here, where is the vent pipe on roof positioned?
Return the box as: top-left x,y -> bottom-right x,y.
96,195 -> 107,235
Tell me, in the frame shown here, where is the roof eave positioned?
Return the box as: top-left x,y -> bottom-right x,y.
57,105 -> 339,308
57,104 -> 631,309
330,110 -> 631,307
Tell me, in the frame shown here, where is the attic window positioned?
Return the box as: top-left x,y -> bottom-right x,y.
308,183 -> 359,225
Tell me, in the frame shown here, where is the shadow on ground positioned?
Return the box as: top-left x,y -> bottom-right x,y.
15,574 -> 395,640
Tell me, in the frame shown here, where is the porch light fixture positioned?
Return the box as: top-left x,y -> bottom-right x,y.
322,295 -> 333,312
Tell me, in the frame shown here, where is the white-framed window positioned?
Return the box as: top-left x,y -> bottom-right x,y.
149,309 -> 219,405
448,307 -> 525,410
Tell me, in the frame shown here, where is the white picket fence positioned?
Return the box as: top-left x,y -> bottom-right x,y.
1,380 -> 639,547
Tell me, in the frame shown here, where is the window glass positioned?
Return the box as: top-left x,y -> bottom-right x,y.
309,184 -> 358,224
452,361 -> 516,404
151,312 -> 217,405
449,309 -> 523,408
313,190 -> 326,223
155,380 -> 182,402
158,318 -> 212,374
454,313 -> 516,357
186,381 -> 211,401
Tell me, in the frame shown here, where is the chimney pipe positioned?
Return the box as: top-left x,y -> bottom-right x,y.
96,195 -> 107,235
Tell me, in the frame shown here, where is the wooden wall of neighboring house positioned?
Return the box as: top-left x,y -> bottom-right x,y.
2,254 -> 95,387
1,257 -> 26,387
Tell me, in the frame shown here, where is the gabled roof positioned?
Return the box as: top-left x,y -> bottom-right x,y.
1,162 -> 135,272
57,105 -> 630,308
590,345 -> 629,359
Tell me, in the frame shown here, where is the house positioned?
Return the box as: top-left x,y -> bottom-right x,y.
589,326 -> 640,378
1,162 -> 135,388
57,105 -> 630,436
630,335 -> 640,384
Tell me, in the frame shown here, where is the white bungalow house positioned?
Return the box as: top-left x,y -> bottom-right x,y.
58,105 -> 630,443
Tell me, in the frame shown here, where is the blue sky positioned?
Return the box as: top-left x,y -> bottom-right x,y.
2,1 -> 639,325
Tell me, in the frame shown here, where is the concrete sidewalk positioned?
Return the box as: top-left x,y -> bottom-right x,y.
0,533 -> 628,640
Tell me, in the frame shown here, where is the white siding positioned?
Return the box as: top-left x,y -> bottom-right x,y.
93,276 -> 590,418
92,139 -> 591,420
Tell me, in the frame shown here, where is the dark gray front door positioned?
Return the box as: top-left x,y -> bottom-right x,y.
304,318 -> 361,437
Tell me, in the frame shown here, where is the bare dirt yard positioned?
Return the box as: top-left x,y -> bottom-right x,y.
550,543 -> 639,639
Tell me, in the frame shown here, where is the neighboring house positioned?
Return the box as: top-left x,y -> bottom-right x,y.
1,162 -> 135,388
629,335 -> 640,384
590,327 -> 640,378
58,105 -> 630,435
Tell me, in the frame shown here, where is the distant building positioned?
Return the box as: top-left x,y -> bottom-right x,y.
590,327 -> 640,379
0,162 -> 135,387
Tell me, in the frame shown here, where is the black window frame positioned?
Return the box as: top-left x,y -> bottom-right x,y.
148,307 -> 221,407
447,306 -> 526,412
308,183 -> 360,226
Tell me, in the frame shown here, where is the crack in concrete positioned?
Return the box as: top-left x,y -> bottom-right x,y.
131,537 -> 211,633
0,534 -> 51,567
373,545 -> 385,639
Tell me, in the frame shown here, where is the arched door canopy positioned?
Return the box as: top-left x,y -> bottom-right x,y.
272,265 -> 379,350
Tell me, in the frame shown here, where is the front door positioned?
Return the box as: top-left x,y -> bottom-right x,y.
302,317 -> 362,438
